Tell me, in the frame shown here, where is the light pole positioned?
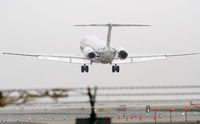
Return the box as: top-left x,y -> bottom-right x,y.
169,107 -> 174,123
153,108 -> 158,123
87,87 -> 97,124
184,107 -> 188,122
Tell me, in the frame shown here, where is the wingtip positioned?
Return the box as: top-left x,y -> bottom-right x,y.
3,52 -> 11,55
194,52 -> 200,55
74,25 -> 83,26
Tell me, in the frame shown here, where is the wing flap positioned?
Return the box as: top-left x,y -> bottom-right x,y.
113,56 -> 166,64
38,56 -> 90,64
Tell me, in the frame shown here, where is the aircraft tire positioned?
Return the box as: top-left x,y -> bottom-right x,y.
116,65 -> 120,73
85,65 -> 89,73
81,66 -> 85,73
112,66 -> 115,73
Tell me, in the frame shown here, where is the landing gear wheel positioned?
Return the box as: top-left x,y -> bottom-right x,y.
81,66 -> 84,73
116,65 -> 120,73
112,64 -> 120,73
85,65 -> 89,73
81,64 -> 89,73
112,66 -> 115,73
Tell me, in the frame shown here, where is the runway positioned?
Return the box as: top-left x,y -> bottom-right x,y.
0,86 -> 200,123
0,100 -> 200,124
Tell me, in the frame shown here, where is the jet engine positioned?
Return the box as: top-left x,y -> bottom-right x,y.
116,47 -> 128,59
83,47 -> 96,59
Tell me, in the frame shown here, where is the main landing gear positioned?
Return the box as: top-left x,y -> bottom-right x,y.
112,64 -> 120,73
81,64 -> 89,73
81,64 -> 120,73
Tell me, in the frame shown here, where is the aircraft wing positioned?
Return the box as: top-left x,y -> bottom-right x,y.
112,52 -> 200,64
3,52 -> 91,64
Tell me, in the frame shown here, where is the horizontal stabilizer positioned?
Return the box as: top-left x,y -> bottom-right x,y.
74,23 -> 150,27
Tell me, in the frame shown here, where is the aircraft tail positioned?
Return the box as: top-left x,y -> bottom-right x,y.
75,23 -> 150,49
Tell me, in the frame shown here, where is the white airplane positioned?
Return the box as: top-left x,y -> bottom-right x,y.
3,23 -> 200,73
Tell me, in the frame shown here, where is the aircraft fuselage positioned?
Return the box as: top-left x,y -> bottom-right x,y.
80,35 -> 116,64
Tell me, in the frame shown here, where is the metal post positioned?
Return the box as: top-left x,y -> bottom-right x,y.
88,87 -> 97,124
169,107 -> 174,123
185,111 -> 187,122
153,108 -> 158,123
184,107 -> 188,122
155,111 -> 157,123
170,111 -> 172,123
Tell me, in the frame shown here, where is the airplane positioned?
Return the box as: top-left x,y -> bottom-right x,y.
3,23 -> 200,73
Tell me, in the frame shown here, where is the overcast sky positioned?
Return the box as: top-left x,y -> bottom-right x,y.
0,0 -> 200,89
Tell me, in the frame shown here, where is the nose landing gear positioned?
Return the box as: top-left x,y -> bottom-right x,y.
81,64 -> 89,73
112,64 -> 120,73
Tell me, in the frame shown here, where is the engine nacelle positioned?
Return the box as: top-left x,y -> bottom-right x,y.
83,47 -> 96,59
116,47 -> 128,60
